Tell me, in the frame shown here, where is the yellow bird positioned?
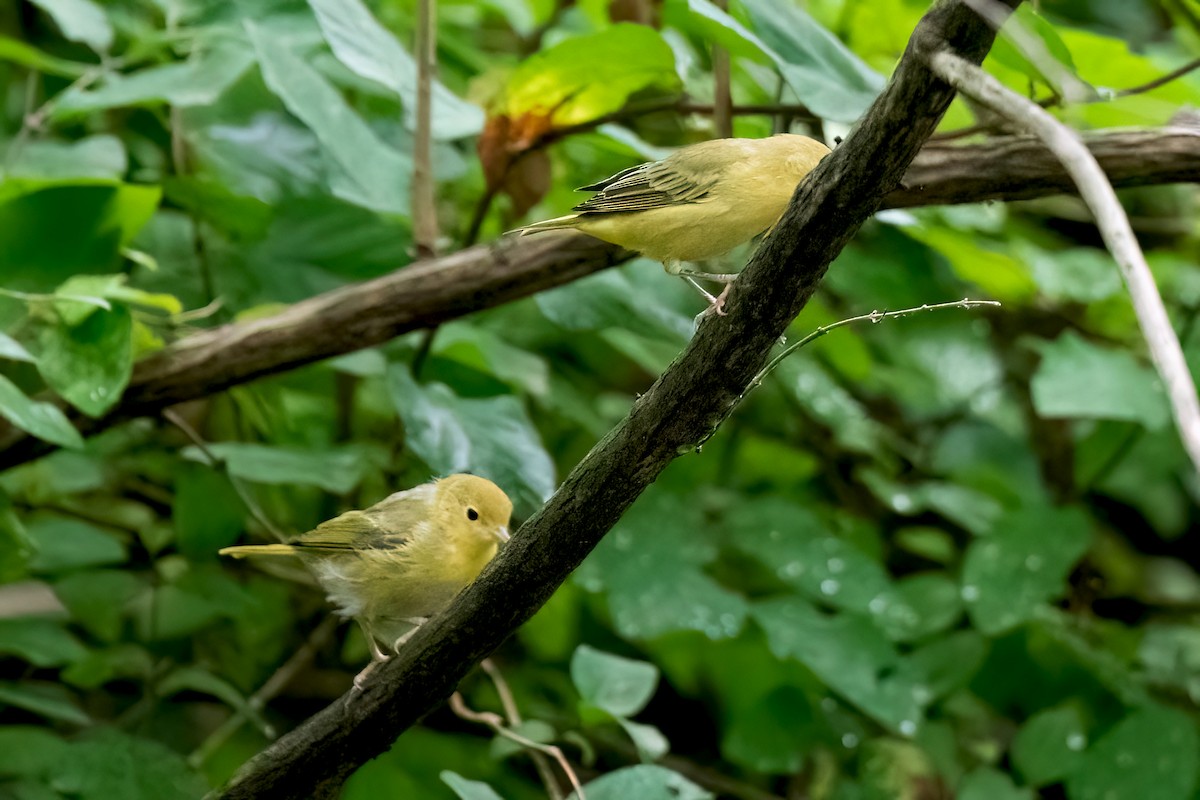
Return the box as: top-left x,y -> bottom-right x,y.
515,133 -> 831,312
219,473 -> 513,689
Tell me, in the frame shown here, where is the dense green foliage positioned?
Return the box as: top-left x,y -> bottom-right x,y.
2,0 -> 1200,798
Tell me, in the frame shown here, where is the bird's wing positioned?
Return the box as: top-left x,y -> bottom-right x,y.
292,485 -> 435,552
572,157 -> 717,214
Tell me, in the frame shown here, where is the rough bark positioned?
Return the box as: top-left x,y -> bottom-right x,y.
215,1 -> 1020,797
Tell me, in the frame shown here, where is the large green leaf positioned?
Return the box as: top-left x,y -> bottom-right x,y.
571,645 -> 660,718
387,366 -> 555,517
0,726 -> 68,779
1011,704 -> 1088,786
248,21 -> 412,215
49,729 -> 207,800
752,597 -> 926,734
0,374 -> 84,449
27,0 -> 113,52
1065,706 -> 1198,800
0,184 -> 161,289
53,47 -> 254,117
572,765 -> 712,800
0,682 -> 88,725
37,305 -> 132,418
1031,332 -> 1170,429
307,0 -> 483,140
54,570 -> 144,642
26,515 -> 127,573
0,619 -> 88,667
961,506 -> 1091,635
575,490 -> 747,641
180,442 -> 373,495
441,771 -> 504,800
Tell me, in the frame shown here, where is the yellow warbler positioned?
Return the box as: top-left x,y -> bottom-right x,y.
220,473 -> 512,688
515,133 -> 831,311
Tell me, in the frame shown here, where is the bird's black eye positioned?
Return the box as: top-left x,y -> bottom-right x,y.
467,507 -> 479,521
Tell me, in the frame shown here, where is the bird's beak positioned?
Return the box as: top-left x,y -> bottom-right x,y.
495,526 -> 511,543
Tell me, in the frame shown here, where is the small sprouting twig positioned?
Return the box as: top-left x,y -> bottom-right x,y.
449,691 -> 585,800
189,617 -> 338,768
481,659 -> 564,800
162,408 -> 288,542
929,49 -> 1200,478
1114,57 -> 1200,98
697,299 -> 1001,447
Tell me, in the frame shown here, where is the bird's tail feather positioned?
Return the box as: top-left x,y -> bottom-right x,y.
508,214 -> 581,236
218,544 -> 298,558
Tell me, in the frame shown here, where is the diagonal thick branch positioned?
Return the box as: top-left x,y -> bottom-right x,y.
214,1 -> 1020,797
2,125 -> 1198,471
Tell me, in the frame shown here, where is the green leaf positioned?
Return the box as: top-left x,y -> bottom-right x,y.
6,136 -> 126,184
1031,332 -> 1169,429
1011,704 -> 1088,786
247,21 -> 412,215
0,618 -> 88,667
387,366 -> 556,517
572,765 -> 712,800
665,0 -> 881,122
741,0 -> 885,120
957,767 -> 1034,800
617,718 -> 670,762
158,665 -> 271,735
1,332 -> 35,363
727,497 -> 891,615
571,644 -> 660,717
872,573 -> 963,643
0,493 -> 34,581
54,570 -> 143,641
1026,246 -> 1122,303
0,726 -> 68,778
961,506 -> 1091,635
988,5 -> 1084,98
908,631 -> 987,702
1066,707 -> 1198,800
38,304 -> 132,417
441,771 -> 505,800
53,47 -> 254,117
26,515 -> 127,573
181,442 -> 371,495
0,374 -> 84,449
28,0 -> 113,52
49,728 -> 207,800
752,596 -> 924,734
0,682 -> 89,725
501,25 -> 681,126
173,465 -> 247,557
60,644 -> 153,689
308,0 -> 483,140
575,491 -> 747,640
537,263 -> 692,344
722,686 -> 821,773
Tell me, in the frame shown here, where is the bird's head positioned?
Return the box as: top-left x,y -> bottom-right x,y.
435,473 -> 514,547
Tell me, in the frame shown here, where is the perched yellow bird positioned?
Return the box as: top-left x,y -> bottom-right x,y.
515,133 -> 831,312
219,474 -> 512,689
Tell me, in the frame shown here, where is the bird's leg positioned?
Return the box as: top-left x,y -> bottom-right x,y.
391,617 -> 429,653
665,260 -> 735,316
350,621 -> 392,694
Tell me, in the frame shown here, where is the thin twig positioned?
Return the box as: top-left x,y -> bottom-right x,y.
189,617 -> 339,768
162,408 -> 288,542
697,299 -> 1001,447
929,50 -> 1200,476
712,0 -> 733,139
481,659 -> 564,800
449,692 -> 585,800
413,0 -> 439,260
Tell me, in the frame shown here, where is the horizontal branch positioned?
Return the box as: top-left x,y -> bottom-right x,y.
3,125 -> 1198,470
216,1 -> 1019,796
891,126 -> 1200,207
